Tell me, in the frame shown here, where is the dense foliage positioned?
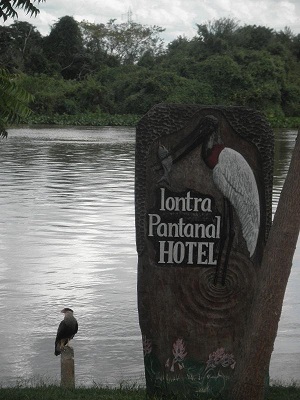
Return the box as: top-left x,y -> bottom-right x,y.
1,16 -> 300,123
0,0 -> 44,135
0,67 -> 33,136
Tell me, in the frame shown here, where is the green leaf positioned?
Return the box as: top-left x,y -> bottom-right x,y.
0,68 -> 33,130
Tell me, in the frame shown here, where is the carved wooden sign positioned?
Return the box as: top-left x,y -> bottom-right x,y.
135,105 -> 274,398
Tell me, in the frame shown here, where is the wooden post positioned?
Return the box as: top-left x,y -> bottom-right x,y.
60,347 -> 75,388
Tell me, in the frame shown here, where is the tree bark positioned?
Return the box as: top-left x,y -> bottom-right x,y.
230,132 -> 300,400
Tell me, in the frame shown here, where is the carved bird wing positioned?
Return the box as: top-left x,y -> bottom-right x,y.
212,148 -> 260,256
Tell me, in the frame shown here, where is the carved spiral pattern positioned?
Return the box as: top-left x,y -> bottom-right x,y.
176,255 -> 256,327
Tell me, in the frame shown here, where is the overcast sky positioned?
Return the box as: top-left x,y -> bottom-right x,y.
4,0 -> 300,42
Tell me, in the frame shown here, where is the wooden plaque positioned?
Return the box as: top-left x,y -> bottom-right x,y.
135,104 -> 274,398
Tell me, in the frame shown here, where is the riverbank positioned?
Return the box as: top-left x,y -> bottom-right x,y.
24,112 -> 300,129
26,112 -> 140,127
0,384 -> 299,400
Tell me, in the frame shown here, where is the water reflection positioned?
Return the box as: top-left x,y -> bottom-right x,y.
0,126 -> 299,387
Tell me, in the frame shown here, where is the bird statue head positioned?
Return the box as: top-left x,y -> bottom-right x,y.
168,115 -> 220,166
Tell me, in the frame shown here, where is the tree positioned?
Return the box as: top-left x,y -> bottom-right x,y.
0,21 -> 46,74
292,33 -> 300,60
159,36 -> 200,77
281,83 -> 300,116
78,20 -> 120,73
235,50 -> 286,113
230,131 -> 300,400
0,25 -> 13,68
197,17 -> 239,41
0,68 -> 33,137
80,19 -> 165,65
196,54 -> 244,104
0,1 -> 42,137
234,24 -> 275,51
0,0 -> 44,21
196,17 -> 239,55
43,16 -> 86,79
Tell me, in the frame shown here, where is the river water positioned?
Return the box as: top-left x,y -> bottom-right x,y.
0,126 -> 299,387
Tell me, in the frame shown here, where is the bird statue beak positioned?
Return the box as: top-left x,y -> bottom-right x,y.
170,115 -> 219,165
154,115 -> 219,169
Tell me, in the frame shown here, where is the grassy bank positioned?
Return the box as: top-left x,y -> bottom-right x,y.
268,115 -> 300,129
24,112 -> 300,129
0,386 -> 144,400
26,112 -> 141,127
0,384 -> 299,400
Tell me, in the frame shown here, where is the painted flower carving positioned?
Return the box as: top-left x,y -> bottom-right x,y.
142,336 -> 152,356
165,338 -> 187,372
206,348 -> 236,370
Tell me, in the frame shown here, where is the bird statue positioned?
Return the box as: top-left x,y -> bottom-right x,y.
157,115 -> 260,285
54,308 -> 78,356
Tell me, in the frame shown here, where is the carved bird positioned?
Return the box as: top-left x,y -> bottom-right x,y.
158,115 -> 260,285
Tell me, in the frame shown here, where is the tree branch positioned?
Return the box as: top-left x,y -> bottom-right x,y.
230,131 -> 300,399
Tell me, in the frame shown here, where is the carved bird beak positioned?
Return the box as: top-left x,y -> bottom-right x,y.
170,115 -> 219,165
154,115 -> 219,170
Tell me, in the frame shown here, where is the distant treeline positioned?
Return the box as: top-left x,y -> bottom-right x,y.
1,16 -> 300,122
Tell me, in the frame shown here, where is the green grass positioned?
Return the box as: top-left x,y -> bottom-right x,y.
267,384 -> 300,400
0,383 -> 299,400
0,386 -> 144,400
